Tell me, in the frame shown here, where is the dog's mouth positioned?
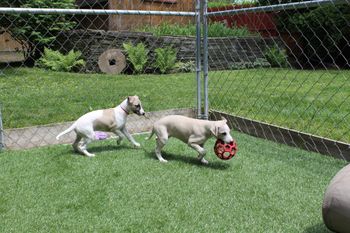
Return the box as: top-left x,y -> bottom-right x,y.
134,110 -> 145,116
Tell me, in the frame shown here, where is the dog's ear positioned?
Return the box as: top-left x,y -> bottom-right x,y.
210,125 -> 218,137
221,116 -> 227,123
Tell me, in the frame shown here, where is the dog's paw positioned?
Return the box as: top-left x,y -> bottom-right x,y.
159,158 -> 168,163
200,158 -> 209,165
117,138 -> 122,145
133,142 -> 141,148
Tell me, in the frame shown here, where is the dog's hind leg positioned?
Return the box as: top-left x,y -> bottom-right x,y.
79,137 -> 95,157
155,137 -> 168,163
72,134 -> 82,153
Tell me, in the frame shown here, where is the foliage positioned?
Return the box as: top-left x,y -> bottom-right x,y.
1,0 -> 76,52
154,46 -> 177,74
258,0 -> 350,68
138,22 -> 255,37
123,42 -> 149,74
281,5 -> 350,67
139,22 -> 196,37
208,0 -> 257,8
36,48 -> 85,72
230,58 -> 270,70
207,22 -> 255,37
264,45 -> 288,68
173,61 -> 196,73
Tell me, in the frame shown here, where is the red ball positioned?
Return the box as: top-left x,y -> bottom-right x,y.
214,139 -> 238,160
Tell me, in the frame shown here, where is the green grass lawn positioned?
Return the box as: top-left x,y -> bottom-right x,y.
0,67 -> 349,143
0,132 -> 346,232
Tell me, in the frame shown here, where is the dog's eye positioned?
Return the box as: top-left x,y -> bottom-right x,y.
135,104 -> 140,108
222,132 -> 227,136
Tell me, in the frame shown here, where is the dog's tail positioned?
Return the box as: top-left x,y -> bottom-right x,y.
145,128 -> 155,140
56,122 -> 76,140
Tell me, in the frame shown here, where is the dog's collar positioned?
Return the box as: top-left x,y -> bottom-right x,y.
120,106 -> 129,115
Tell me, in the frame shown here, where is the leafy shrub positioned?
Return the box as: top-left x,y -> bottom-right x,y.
140,22 -> 196,37
207,22 -> 254,37
1,0 -> 76,59
258,0 -> 350,68
123,42 -> 149,74
138,22 -> 254,37
264,46 -> 288,68
230,58 -> 270,70
282,5 -> 350,68
36,48 -> 85,72
208,0 -> 257,8
154,46 -> 177,74
173,61 -> 196,73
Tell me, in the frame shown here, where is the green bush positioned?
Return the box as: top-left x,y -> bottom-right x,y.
138,22 -> 255,37
173,61 -> 196,73
154,46 -> 177,74
208,0 -> 257,8
230,58 -> 270,70
281,5 -> 350,67
207,22 -> 254,37
36,48 -> 85,72
1,0 -> 76,58
123,42 -> 149,74
264,46 -> 288,68
258,0 -> 350,68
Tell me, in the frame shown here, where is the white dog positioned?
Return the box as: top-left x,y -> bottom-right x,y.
56,96 -> 145,157
148,115 -> 234,164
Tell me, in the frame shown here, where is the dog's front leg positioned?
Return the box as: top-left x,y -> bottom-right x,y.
189,143 -> 208,164
114,130 -> 124,145
120,127 -> 140,148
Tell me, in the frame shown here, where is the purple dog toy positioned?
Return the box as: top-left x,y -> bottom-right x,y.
95,131 -> 108,140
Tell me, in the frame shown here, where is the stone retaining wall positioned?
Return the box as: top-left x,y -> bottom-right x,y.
58,30 -> 281,73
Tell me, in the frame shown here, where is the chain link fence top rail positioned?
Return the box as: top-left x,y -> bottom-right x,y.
0,0 -> 349,160
206,0 -> 350,159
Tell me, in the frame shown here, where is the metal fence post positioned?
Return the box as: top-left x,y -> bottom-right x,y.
195,0 -> 202,119
202,0 -> 209,120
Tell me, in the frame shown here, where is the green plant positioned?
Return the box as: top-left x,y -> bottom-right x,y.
154,46 -> 177,74
36,48 -> 85,72
1,0 -> 76,58
123,42 -> 149,74
259,0 -> 350,68
208,0 -> 257,8
137,22 -> 255,38
264,46 -> 288,68
230,58 -> 270,70
173,61 -> 196,73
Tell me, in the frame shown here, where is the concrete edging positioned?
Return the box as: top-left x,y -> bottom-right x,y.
4,108 -> 195,150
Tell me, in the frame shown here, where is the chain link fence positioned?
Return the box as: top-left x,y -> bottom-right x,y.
0,0 -> 349,160
207,0 -> 350,159
0,0 -> 198,149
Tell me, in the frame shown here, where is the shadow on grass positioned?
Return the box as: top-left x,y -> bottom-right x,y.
144,150 -> 230,170
304,223 -> 331,233
89,144 -> 134,154
56,143 -> 135,157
